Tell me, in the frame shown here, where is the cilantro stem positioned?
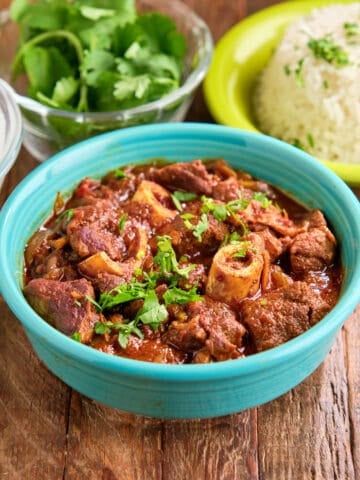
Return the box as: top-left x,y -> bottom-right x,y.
12,30 -> 88,111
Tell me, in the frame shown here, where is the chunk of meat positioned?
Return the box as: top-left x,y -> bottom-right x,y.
157,210 -> 229,261
212,177 -> 242,202
23,278 -> 99,343
150,160 -> 215,195
68,178 -> 117,207
122,329 -> 187,364
290,228 -> 336,274
307,209 -> 328,228
164,296 -> 246,362
240,200 -> 303,237
77,220 -> 148,286
177,263 -> 207,291
205,158 -> 238,179
256,228 -> 291,261
241,281 -> 331,352
67,204 -> 126,260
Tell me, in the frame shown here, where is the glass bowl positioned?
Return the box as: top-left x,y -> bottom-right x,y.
0,0 -> 213,162
0,79 -> 22,191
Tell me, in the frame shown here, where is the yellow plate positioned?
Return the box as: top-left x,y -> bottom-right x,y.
204,0 -> 360,185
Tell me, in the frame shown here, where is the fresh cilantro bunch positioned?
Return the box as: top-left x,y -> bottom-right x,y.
10,0 -> 187,112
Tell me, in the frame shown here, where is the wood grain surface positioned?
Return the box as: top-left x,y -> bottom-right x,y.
0,1 -> 359,479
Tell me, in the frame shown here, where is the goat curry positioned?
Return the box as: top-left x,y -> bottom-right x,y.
23,159 -> 342,363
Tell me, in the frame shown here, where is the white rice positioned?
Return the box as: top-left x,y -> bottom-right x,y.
253,3 -> 360,164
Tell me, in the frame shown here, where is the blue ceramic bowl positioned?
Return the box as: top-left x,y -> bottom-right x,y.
1,123 -> 359,419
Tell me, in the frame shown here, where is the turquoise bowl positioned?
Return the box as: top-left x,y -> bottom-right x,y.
1,123 -> 359,419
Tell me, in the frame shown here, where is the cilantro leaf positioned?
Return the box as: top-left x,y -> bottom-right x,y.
232,241 -> 252,258
81,49 -> 116,87
137,13 -> 186,59
71,332 -> 81,342
114,74 -> 151,101
163,286 -> 202,306
79,6 -> 116,21
117,322 -> 143,349
171,190 -> 198,212
252,192 -> 272,208
52,76 -> 79,106
94,319 -> 144,349
193,213 -> 208,242
181,212 -> 208,242
118,213 -> 128,234
134,290 -> 168,329
154,235 -> 194,278
98,280 -> 148,311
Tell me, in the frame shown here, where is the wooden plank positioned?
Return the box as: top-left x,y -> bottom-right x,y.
0,299 -> 69,479
246,0 -> 282,15
63,394 -> 163,480
181,0 -> 246,41
257,334 -> 355,480
161,410 -> 258,480
343,306 -> 360,479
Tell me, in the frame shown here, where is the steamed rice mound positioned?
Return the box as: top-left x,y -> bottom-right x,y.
253,4 -> 360,164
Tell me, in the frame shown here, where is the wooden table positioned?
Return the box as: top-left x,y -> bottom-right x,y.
1,1 -> 359,478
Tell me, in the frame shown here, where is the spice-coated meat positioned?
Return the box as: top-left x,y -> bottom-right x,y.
150,159 -> 215,195
164,296 -> 246,362
290,227 -> 336,274
24,278 -> 99,343
241,281 -> 332,352
66,204 -> 126,260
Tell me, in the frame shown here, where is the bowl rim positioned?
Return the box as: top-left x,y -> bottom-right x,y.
203,0 -> 360,185
0,78 -> 23,180
1,122 -> 360,381
2,0 -> 213,121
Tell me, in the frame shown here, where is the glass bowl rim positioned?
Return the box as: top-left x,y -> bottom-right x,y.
0,79 -> 23,179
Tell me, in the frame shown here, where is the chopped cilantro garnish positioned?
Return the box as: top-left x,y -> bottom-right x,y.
200,190 -> 252,225
90,234 -> 203,346
226,192 -> 250,212
200,195 -> 228,221
221,231 -> 243,247
163,286 -> 202,306
114,168 -> 127,179
98,280 -> 148,311
293,138 -> 304,150
55,208 -> 74,223
118,213 -> 128,234
252,192 -> 272,208
283,64 -> 291,76
307,36 -> 351,67
71,332 -> 81,342
294,58 -> 304,87
343,22 -> 359,38
171,191 -> 197,211
192,213 -> 209,242
134,289 -> 168,330
154,235 -> 194,278
231,241 -> 253,258
94,320 -> 144,349
307,133 -> 315,149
